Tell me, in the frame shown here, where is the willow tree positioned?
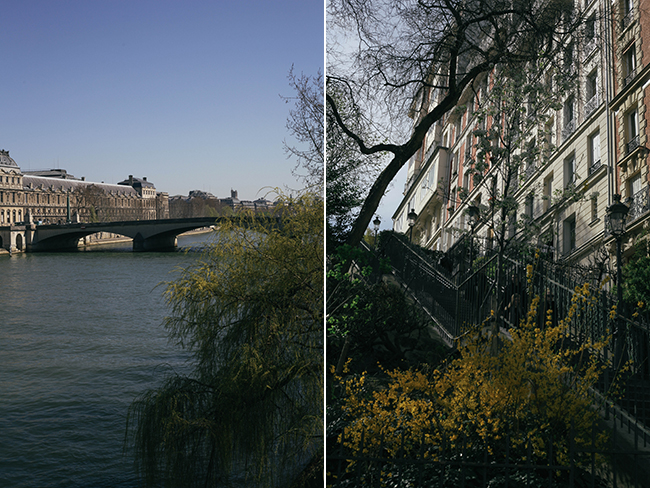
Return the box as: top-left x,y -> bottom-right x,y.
327,0 -> 589,246
127,194 -> 323,488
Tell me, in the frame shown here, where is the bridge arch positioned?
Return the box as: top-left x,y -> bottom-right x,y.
29,217 -> 228,252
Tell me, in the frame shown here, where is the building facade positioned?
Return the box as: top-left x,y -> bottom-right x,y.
393,0 -> 650,270
0,150 -> 169,225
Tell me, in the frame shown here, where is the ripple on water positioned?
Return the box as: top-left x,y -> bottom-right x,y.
0,244 -> 202,487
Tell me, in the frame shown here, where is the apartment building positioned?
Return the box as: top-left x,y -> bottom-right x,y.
393,0 -> 650,268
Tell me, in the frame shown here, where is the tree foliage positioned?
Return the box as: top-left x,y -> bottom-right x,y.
127,194 -> 323,488
327,0 -> 588,246
327,242 -> 441,372
622,238 -> 650,308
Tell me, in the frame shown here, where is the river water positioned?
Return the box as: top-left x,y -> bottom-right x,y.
0,233 -> 213,487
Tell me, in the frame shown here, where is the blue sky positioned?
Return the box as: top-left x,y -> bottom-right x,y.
1,0 -> 323,200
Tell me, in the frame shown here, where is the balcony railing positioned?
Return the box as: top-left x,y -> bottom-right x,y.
525,163 -> 536,179
423,140 -> 437,165
629,186 -> 650,223
564,64 -> 576,77
562,118 -> 575,142
404,168 -> 422,194
588,159 -> 602,176
622,8 -> 635,30
585,96 -> 599,117
583,38 -> 597,58
624,67 -> 637,87
626,134 -> 640,155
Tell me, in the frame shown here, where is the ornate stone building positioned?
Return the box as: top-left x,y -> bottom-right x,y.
0,149 -> 169,225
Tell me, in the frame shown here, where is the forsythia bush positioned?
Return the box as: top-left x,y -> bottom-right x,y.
335,277 -> 611,469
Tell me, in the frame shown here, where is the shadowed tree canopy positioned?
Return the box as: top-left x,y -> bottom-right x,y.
126,194 -> 323,488
327,0 -> 587,246
326,81 -> 387,246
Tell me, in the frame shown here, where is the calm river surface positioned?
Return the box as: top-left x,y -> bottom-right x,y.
0,233 -> 213,487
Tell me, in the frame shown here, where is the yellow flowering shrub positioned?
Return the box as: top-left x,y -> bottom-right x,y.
335,282 -> 610,469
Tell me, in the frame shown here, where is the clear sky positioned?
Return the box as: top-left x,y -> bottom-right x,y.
1,0 -> 323,200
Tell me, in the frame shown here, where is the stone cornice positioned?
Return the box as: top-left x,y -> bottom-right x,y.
610,62 -> 650,111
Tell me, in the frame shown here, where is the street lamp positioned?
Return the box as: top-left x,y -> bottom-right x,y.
607,193 -> 630,370
373,216 -> 381,249
407,208 -> 417,243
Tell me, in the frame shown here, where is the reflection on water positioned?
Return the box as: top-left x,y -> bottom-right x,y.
79,230 -> 215,253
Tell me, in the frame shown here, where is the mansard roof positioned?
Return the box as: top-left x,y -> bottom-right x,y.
117,176 -> 155,189
23,176 -> 138,195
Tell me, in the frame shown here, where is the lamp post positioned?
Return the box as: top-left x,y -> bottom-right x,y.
407,208 -> 417,243
607,193 -> 630,370
467,204 -> 480,271
373,216 -> 381,249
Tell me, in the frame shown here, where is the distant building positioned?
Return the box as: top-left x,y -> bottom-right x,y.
169,188 -> 276,218
0,150 -> 169,225
220,189 -> 275,211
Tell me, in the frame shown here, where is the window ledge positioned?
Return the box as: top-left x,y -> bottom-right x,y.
618,143 -> 648,170
589,217 -> 601,228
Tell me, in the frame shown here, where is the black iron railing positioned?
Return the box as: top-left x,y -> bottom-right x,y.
374,232 -> 650,434
629,186 -> 650,223
589,158 -> 602,176
627,134 -> 641,154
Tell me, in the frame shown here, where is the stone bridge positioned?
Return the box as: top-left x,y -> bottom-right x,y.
0,216 -> 277,252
